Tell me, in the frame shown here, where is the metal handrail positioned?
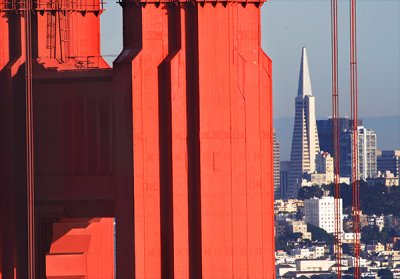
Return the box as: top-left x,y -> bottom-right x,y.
0,0 -> 104,11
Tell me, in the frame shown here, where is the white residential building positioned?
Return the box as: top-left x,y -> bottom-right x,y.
341,232 -> 361,244
345,256 -> 368,268
295,259 -> 336,272
291,246 -> 325,259
304,196 -> 342,234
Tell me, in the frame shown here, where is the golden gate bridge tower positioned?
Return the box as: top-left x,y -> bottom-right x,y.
0,0 -> 275,277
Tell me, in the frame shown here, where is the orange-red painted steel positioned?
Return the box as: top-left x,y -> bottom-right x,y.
331,0 -> 342,278
0,0 -> 275,277
1,0 -> 114,277
350,0 -> 361,277
24,0 -> 35,276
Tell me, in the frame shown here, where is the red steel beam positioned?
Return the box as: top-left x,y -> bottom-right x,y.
24,0 -> 35,276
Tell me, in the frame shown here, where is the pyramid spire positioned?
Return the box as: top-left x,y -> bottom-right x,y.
297,47 -> 313,96
287,47 -> 320,198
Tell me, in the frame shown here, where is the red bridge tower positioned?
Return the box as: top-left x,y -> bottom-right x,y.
0,0 -> 275,277
114,0 -> 275,277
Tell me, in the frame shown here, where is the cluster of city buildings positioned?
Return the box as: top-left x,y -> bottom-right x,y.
273,48 -> 400,278
275,197 -> 400,278
274,48 -> 400,200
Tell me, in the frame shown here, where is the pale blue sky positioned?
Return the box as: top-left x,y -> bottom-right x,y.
100,0 -> 400,119
262,0 -> 400,119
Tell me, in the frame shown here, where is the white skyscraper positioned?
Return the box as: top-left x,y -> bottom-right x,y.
288,47 -> 320,197
357,126 -> 377,180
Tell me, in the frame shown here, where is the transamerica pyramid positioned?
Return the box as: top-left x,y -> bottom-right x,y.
287,47 -> 320,198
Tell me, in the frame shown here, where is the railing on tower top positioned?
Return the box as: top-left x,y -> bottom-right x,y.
35,0 -> 104,12
0,0 -> 17,10
118,0 -> 265,4
0,0 -> 104,12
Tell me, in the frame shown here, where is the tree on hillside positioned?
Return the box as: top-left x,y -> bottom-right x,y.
361,225 -> 389,244
320,181 -> 395,215
378,268 -> 394,279
394,240 -> 400,251
275,225 -> 303,252
298,186 -> 324,200
307,223 -> 334,245
295,209 -> 304,221
288,232 -> 303,242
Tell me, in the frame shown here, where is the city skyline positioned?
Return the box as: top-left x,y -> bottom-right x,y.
280,48 -> 395,199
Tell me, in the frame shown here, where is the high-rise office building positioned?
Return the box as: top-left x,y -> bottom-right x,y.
315,151 -> 334,184
280,161 -> 290,199
357,126 -> 378,180
316,151 -> 334,175
302,151 -> 336,186
317,120 -> 377,181
274,130 -> 281,199
288,47 -> 320,197
317,117 -> 362,178
377,150 -> 400,177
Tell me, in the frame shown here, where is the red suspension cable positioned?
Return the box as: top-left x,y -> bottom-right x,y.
331,0 -> 342,277
350,0 -> 360,277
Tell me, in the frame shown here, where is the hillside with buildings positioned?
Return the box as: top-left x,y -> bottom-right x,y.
274,48 -> 400,279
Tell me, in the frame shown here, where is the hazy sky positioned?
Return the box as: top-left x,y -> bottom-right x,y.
262,0 -> 400,119
101,0 -> 400,119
